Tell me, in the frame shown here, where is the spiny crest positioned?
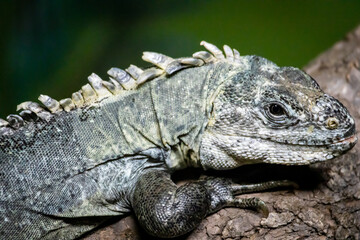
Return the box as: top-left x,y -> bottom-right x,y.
0,41 -> 241,131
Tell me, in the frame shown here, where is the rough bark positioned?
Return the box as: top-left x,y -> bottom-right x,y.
82,26 -> 360,240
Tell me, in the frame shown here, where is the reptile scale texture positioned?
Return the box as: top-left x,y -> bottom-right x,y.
0,41 -> 357,239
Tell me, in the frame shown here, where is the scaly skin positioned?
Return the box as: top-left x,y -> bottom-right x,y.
0,41 -> 357,239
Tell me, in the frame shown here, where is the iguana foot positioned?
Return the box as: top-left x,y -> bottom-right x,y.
229,197 -> 269,217
230,179 -> 299,195
132,170 -> 297,238
202,177 -> 297,215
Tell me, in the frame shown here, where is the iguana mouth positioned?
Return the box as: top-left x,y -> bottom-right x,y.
333,134 -> 358,145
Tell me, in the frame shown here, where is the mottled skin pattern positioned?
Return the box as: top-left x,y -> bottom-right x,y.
0,42 -> 357,239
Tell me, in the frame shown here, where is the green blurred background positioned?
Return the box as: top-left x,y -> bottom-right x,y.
0,0 -> 360,117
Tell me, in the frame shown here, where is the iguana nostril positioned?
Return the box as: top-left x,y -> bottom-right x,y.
326,117 -> 339,130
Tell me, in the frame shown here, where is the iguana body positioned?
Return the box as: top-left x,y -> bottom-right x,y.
0,41 -> 357,239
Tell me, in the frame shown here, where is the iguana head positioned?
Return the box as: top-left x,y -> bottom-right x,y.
200,55 -> 357,169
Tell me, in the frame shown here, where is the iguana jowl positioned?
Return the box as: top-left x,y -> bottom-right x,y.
0,41 -> 357,239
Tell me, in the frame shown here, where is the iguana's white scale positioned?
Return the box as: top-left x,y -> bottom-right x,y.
126,64 -> 143,79
59,98 -> 75,112
87,73 -> 112,100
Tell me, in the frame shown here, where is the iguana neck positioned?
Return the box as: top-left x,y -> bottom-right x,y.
158,61 -> 238,171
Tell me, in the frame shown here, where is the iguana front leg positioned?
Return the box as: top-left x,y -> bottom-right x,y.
132,170 -> 296,238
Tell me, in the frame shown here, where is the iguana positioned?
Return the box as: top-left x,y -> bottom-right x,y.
0,41 -> 357,239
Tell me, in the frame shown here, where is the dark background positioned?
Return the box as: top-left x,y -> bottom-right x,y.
1,0 -> 360,117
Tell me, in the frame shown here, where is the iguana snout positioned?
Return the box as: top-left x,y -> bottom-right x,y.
311,94 -> 357,150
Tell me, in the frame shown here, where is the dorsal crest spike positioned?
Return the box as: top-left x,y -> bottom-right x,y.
38,95 -> 61,113
233,48 -> 241,62
126,64 -> 143,80
107,67 -> 137,90
72,91 -> 85,108
137,68 -> 164,85
19,110 -> 38,122
108,78 -> 124,91
142,52 -> 174,70
88,73 -> 112,100
223,45 -> 234,61
165,60 -> 191,75
102,79 -> 122,95
200,41 -> 225,60
81,84 -> 97,104
180,57 -> 204,67
17,101 -> 38,112
6,114 -> 24,129
59,98 -> 75,112
192,51 -> 215,63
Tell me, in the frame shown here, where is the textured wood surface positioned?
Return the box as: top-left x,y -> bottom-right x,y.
82,26 -> 360,240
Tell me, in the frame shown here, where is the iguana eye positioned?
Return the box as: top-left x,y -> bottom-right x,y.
269,104 -> 286,116
264,103 -> 288,123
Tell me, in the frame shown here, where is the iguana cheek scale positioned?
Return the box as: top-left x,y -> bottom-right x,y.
0,41 -> 357,239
